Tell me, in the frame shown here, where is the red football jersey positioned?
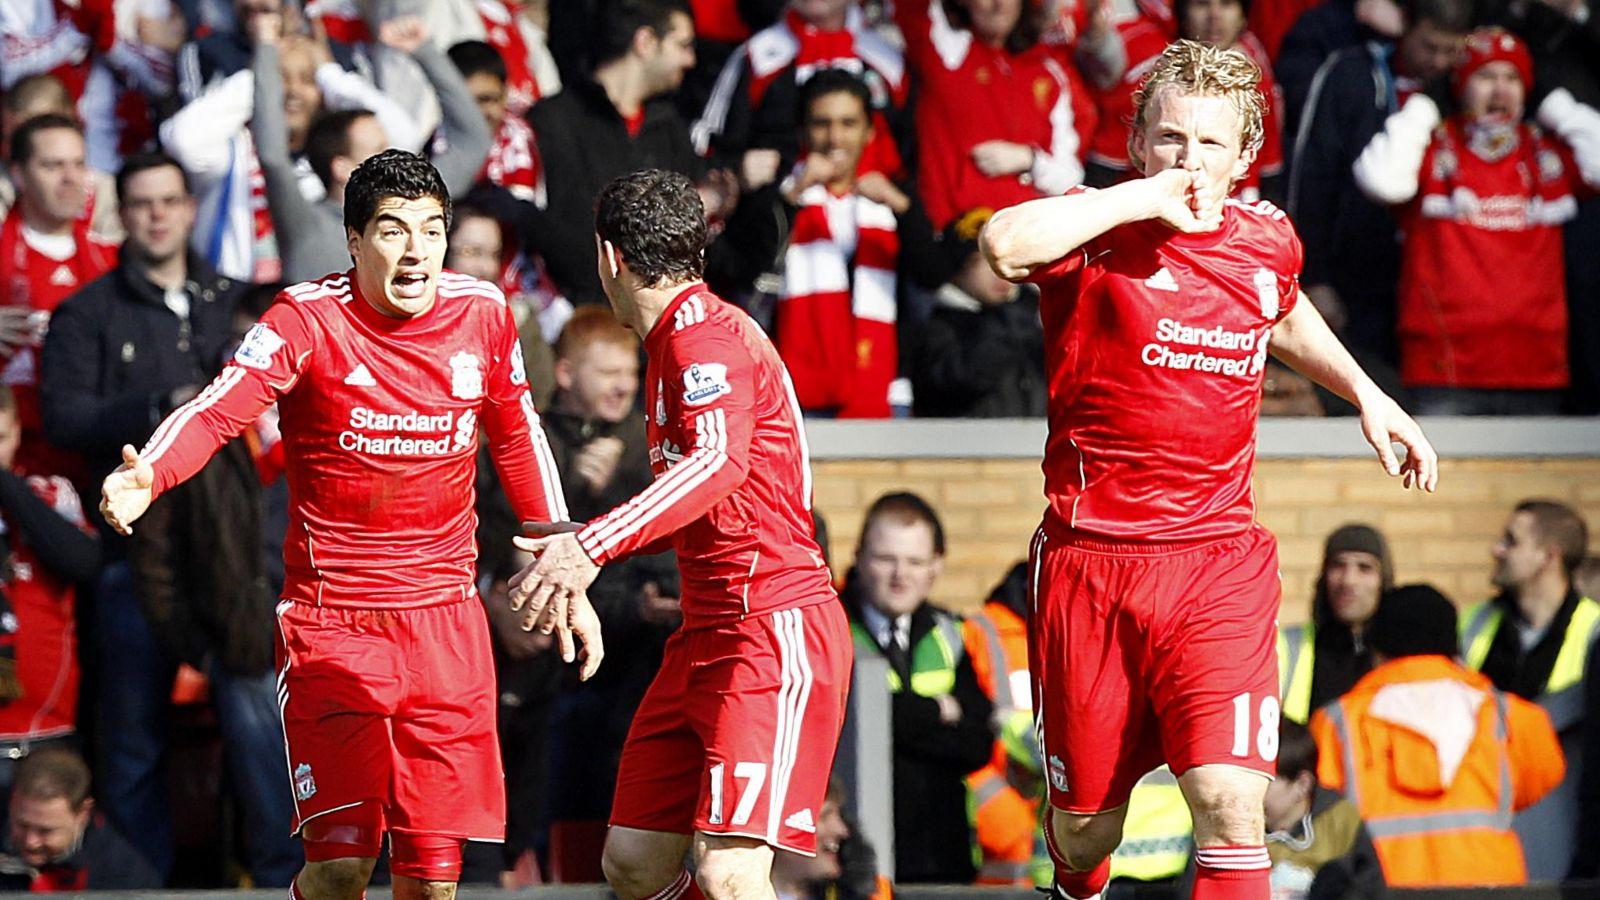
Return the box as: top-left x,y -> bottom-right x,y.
1395,122 -> 1579,389
142,270 -> 567,609
1029,191 -> 1302,541
0,475 -> 86,741
576,284 -> 834,630
0,212 -> 117,478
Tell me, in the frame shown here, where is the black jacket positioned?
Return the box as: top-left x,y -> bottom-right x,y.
0,814 -> 161,890
526,79 -> 704,305
1285,42 -> 1403,365
39,251 -> 246,485
127,439 -> 275,676
842,580 -> 993,884
1277,0 -> 1371,134
911,286 -> 1045,418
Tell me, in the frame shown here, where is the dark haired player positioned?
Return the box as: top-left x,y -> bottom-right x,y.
511,169 -> 850,900
100,149 -> 584,900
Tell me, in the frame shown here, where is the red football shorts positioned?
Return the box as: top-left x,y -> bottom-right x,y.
610,599 -> 852,855
274,596 -> 504,843
1027,523 -> 1281,814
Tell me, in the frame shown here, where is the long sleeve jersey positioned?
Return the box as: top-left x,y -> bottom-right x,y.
140,270 -> 566,608
575,284 -> 834,630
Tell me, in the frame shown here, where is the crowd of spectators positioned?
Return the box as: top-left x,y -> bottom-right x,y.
0,0 -> 1598,891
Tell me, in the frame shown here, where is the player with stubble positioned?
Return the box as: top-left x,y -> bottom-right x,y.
510,169 -> 852,900
100,149 -> 594,900
980,42 -> 1438,900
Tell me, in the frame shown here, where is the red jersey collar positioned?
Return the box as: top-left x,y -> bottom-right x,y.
646,281 -> 709,345
346,267 -> 447,333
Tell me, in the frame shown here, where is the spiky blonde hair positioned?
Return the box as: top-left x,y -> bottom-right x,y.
1128,39 -> 1265,168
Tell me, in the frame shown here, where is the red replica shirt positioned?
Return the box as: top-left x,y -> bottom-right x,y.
576,284 -> 834,629
142,270 -> 567,609
1396,121 -> 1581,389
896,0 -> 1095,229
0,475 -> 85,741
1029,191 -> 1302,541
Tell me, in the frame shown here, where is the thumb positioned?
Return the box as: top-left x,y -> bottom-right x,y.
122,443 -> 140,466
512,535 -> 556,553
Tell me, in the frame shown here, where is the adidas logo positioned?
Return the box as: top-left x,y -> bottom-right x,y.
344,364 -> 377,387
50,265 -> 76,287
784,808 -> 816,834
1144,267 -> 1179,292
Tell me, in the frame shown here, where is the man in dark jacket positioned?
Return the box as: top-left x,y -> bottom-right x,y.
1285,0 -> 1470,370
526,0 -> 717,305
911,209 -> 1045,418
0,748 -> 159,891
843,492 -> 993,884
36,152 -> 249,882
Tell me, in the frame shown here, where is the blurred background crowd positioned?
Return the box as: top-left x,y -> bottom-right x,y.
0,0 -> 1598,893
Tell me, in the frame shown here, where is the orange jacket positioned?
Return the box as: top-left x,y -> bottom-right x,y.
963,602 -> 1040,884
1309,655 -> 1565,888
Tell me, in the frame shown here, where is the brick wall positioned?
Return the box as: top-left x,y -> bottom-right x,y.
813,457 -> 1600,622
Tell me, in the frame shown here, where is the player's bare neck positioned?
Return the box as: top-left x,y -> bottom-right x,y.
632,278 -> 698,335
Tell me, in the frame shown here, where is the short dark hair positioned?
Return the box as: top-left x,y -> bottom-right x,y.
799,68 -> 873,123
594,168 -> 706,287
9,113 -> 81,166
1367,583 -> 1460,660
1515,499 -> 1589,578
447,39 -> 507,83
1276,718 -> 1318,781
306,108 -> 376,190
343,148 -> 452,235
594,0 -> 691,66
116,152 -> 191,205
11,749 -> 92,808
860,492 -> 947,557
1405,0 -> 1475,33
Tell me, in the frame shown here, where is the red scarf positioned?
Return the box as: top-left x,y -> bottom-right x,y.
482,115 -> 543,205
477,1 -> 540,117
776,184 -> 898,418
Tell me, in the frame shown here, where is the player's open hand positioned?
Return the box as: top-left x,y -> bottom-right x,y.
1358,392 -> 1438,492
509,531 -> 601,666
100,444 -> 155,536
568,594 -> 604,681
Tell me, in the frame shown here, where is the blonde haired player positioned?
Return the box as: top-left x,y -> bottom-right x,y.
981,41 -> 1435,900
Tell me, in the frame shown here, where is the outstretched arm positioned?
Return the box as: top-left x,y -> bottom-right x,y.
1270,295 -> 1438,491
102,300 -> 312,534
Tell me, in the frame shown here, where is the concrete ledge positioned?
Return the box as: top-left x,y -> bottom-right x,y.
73,882 -> 1600,899
806,417 -> 1600,460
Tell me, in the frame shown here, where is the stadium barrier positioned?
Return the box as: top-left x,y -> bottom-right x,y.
75,881 -> 1600,898
805,417 -> 1600,619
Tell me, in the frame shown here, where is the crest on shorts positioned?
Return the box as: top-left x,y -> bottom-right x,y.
1253,269 -> 1280,320
449,352 -> 484,400
294,763 -> 317,801
1048,755 -> 1069,793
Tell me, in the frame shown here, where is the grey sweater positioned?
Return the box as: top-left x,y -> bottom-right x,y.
251,40 -> 491,283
